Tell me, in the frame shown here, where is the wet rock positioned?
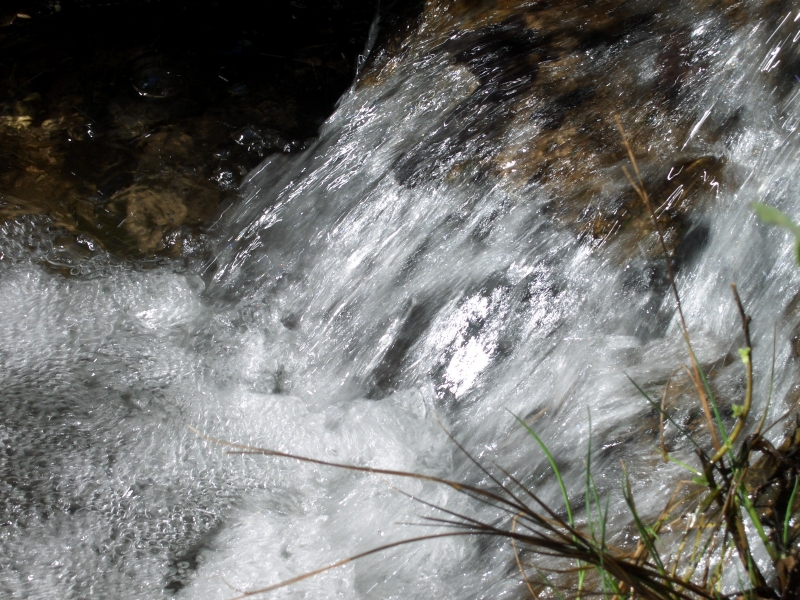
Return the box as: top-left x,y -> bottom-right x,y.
0,0 -> 376,260
232,126 -> 291,156
358,0 -> 785,262
130,55 -> 185,100
111,185 -> 188,254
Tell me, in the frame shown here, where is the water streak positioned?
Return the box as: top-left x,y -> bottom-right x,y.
3,2 -> 800,598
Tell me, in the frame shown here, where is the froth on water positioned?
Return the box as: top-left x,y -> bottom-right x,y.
3,1 -> 800,598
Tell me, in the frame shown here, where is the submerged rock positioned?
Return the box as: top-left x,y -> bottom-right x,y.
0,0 -> 376,258
354,0 -> 785,262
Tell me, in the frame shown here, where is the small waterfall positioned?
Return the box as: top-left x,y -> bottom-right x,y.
2,1 -> 800,598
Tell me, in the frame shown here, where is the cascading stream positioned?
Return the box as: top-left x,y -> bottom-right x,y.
2,1 -> 800,598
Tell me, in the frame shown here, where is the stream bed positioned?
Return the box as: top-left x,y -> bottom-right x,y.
2,1 -> 800,598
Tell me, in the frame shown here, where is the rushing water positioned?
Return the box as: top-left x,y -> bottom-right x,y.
3,1 -> 800,598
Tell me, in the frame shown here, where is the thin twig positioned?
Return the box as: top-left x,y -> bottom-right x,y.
615,115 -> 721,452
709,284 -> 753,464
661,368 -> 681,463
513,512 -> 541,599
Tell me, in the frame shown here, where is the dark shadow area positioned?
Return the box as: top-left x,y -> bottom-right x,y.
0,0 -> 378,257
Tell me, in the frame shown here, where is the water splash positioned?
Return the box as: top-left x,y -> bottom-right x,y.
3,2 -> 800,598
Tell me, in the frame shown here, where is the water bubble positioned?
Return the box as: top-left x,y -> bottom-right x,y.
232,126 -> 288,156
131,68 -> 184,100
211,167 -> 237,190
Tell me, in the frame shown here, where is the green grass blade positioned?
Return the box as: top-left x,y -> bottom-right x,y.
756,328 -> 777,436
622,462 -> 668,578
752,202 -> 800,237
738,485 -> 775,562
783,476 -> 799,548
534,568 -> 567,600
664,453 -> 702,476
511,412 -> 574,526
684,344 -> 730,451
511,412 -> 590,598
585,412 -> 595,540
626,374 -> 705,454
600,491 -> 610,554
589,470 -> 604,539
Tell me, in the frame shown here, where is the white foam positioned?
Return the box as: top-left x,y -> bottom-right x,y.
3,4 -> 800,599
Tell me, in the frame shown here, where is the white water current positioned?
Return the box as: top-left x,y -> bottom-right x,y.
3,2 -> 800,598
